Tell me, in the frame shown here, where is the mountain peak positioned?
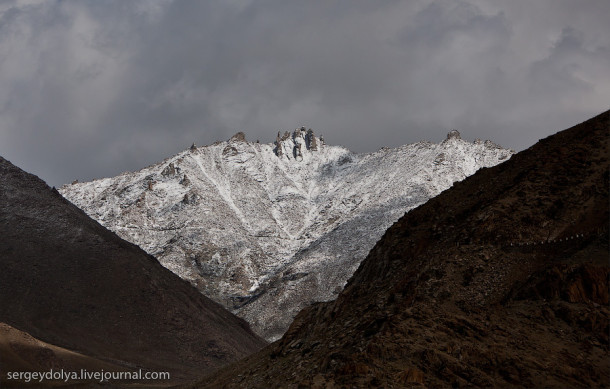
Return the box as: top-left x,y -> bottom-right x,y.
230,131 -> 247,142
61,128 -> 513,341
446,129 -> 461,140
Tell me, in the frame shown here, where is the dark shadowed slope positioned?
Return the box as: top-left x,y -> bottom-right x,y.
0,156 -> 266,385
195,111 -> 609,388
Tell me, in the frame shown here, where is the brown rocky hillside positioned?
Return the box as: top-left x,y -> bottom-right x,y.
0,156 -> 266,386
194,110 -> 609,388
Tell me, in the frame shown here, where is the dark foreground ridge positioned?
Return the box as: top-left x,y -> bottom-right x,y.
194,112 -> 609,388
0,156 -> 266,386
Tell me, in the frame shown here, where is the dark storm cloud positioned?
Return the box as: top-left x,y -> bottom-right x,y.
0,0 -> 608,186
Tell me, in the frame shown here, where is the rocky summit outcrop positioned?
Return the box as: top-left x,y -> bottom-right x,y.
0,156 -> 265,385
61,128 -> 513,341
230,131 -> 247,142
274,126 -> 320,159
446,129 -> 461,139
194,111 -> 609,388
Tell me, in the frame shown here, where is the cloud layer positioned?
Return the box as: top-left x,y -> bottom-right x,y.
1,0 -> 608,186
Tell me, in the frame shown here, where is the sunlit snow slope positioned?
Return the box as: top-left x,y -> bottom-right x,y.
61,128 -> 513,340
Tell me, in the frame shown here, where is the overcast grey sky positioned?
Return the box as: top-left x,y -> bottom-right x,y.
0,0 -> 608,186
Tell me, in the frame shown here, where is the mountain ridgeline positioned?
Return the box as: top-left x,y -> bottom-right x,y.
60,127 -> 513,340
194,112 -> 609,387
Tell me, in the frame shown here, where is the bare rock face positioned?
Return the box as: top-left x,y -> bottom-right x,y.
61,128 -> 514,341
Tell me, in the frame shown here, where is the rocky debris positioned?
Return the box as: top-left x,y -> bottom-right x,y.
193,111 -> 609,388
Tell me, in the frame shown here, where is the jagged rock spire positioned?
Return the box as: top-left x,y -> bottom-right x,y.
306,129 -> 318,151
275,131 -> 284,157
293,143 -> 303,160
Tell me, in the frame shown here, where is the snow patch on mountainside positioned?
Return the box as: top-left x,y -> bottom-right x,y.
61,128 -> 513,340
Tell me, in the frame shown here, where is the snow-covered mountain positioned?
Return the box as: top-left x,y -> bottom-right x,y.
60,128 -> 513,340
